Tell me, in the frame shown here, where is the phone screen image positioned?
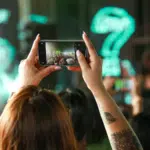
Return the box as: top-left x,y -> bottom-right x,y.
113,79 -> 133,105
38,40 -> 87,66
114,79 -> 133,91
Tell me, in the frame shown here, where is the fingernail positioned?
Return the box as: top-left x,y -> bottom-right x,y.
83,31 -> 87,36
36,34 -> 40,38
55,66 -> 61,70
76,50 -> 81,57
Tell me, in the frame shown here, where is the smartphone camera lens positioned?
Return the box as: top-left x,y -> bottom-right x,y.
74,42 -> 81,50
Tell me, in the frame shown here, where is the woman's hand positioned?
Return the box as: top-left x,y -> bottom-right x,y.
77,32 -> 103,94
103,77 -> 116,90
16,34 -> 61,88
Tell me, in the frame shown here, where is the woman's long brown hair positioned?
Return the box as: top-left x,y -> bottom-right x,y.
0,86 -> 77,150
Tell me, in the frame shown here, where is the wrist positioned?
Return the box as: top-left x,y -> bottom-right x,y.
90,84 -> 106,97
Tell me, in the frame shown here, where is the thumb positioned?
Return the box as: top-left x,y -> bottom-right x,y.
76,50 -> 89,71
37,66 -> 61,79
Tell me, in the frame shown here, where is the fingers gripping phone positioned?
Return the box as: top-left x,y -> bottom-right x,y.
38,40 -> 87,66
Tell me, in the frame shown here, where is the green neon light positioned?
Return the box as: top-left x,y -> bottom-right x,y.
102,58 -> 121,77
115,79 -> 124,91
121,59 -> 136,76
0,9 -> 11,24
91,7 -> 135,57
0,9 -> 18,101
0,38 -> 17,101
0,38 -> 16,71
29,14 -> 48,24
91,7 -> 136,77
125,93 -> 132,104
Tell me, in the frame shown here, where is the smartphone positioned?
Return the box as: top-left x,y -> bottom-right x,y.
113,79 -> 133,105
102,58 -> 121,77
114,78 -> 133,91
38,40 -> 87,66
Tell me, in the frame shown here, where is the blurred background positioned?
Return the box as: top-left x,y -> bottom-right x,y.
1,0 -> 150,149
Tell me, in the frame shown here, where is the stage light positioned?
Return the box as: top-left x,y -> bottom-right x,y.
0,38 -> 17,100
0,9 -> 11,24
29,14 -> 48,24
102,57 -> 121,77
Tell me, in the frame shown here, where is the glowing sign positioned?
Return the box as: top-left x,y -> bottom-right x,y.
0,38 -> 16,70
0,38 -> 17,100
91,7 -> 136,77
29,14 -> 48,24
0,9 -> 18,101
0,9 -> 11,24
102,58 -> 121,77
91,7 -> 135,57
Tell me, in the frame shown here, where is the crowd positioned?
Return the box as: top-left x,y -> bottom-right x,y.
0,32 -> 148,150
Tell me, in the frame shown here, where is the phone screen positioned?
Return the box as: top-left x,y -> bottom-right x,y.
115,79 -> 133,91
38,40 -> 87,66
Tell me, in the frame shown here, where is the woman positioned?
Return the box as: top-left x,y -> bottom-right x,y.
0,33 -> 143,150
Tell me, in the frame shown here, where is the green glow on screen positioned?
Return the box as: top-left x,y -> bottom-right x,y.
0,9 -> 18,102
0,9 -> 11,24
125,93 -> 132,105
91,7 -> 135,57
0,38 -> 16,71
115,79 -> 124,91
29,14 -> 48,24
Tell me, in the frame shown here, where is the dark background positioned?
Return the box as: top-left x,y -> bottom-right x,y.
0,0 -> 150,98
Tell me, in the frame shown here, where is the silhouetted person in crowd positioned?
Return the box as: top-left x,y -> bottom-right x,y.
0,33 -> 143,150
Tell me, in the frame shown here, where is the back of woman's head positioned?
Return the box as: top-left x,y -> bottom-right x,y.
0,86 -> 77,150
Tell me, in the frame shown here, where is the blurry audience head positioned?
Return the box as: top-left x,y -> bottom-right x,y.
59,88 -> 89,149
142,50 -> 150,74
131,113 -> 150,150
59,88 -> 106,148
0,86 -> 77,150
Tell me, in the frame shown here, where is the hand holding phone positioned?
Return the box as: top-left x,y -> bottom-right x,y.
38,40 -> 87,66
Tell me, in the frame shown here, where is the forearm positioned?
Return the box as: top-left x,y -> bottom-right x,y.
91,85 -> 143,150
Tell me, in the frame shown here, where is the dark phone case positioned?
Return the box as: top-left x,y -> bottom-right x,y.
38,40 -> 88,66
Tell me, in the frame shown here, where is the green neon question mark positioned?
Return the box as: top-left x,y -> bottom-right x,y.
91,7 -> 135,57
